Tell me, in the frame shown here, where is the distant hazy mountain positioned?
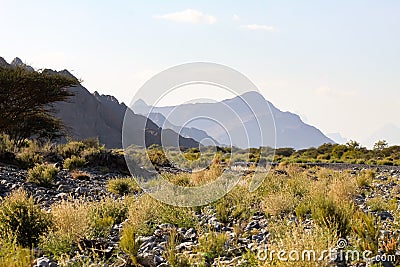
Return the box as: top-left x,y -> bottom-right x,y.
134,101 -> 220,146
327,133 -> 347,144
0,57 -> 199,149
363,123 -> 400,148
133,91 -> 334,149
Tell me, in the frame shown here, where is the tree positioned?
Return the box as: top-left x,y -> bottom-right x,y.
346,140 -> 361,150
332,144 -> 348,159
373,140 -> 388,151
0,66 -> 79,145
275,147 -> 295,157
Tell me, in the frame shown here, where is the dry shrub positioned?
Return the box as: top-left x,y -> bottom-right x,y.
70,170 -> 91,180
328,176 -> 357,203
127,194 -> 163,236
190,164 -> 223,186
263,220 -> 336,267
50,200 -> 91,241
262,190 -> 298,217
0,242 -> 34,267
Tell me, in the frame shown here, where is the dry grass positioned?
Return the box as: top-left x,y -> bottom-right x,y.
50,199 -> 91,241
261,220 -> 336,267
0,242 -> 34,267
262,191 -> 298,217
162,163 -> 223,187
70,170 -> 91,180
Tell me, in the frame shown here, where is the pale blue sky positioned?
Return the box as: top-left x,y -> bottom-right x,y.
1,0 -> 399,146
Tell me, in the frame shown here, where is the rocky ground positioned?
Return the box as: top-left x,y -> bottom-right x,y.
0,164 -> 399,267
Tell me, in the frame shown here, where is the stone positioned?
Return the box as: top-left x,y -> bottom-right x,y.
176,242 -> 196,252
377,211 -> 394,221
154,228 -> 163,238
55,192 -> 68,199
245,220 -> 260,231
184,228 -> 196,241
34,257 -> 51,267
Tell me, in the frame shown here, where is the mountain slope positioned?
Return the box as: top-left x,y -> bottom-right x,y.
0,56 -> 199,149
133,91 -> 334,149
54,84 -> 199,148
144,111 -> 220,146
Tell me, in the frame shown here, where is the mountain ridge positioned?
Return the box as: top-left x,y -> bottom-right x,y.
133,91 -> 335,149
2,56 -> 334,149
0,57 -> 199,149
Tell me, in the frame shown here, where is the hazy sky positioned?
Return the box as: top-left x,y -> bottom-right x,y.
1,0 -> 399,146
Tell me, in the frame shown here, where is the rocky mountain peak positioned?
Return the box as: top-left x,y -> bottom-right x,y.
10,57 -> 34,71
0,57 -> 9,67
58,69 -> 76,79
10,57 -> 24,66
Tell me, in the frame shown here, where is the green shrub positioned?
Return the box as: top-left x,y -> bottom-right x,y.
147,147 -> 170,166
317,153 -> 331,160
59,141 -> 86,158
88,198 -> 128,238
0,241 -> 34,267
164,229 -> 191,267
127,194 -> 197,237
106,177 -> 141,196
88,216 -> 114,239
183,150 -> 201,161
356,159 -> 365,164
366,197 -> 387,212
17,149 -> 43,169
311,196 -> 352,237
378,159 -> 394,166
0,189 -> 51,247
351,210 -> 380,253
295,202 -> 311,219
63,155 -> 86,170
27,163 -> 58,187
120,224 -> 141,265
241,250 -> 261,267
197,231 -> 227,261
356,170 -> 374,188
39,232 -> 73,261
159,205 -> 197,230
215,185 -> 258,224
96,198 -> 128,225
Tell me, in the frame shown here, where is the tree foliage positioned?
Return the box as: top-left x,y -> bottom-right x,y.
0,66 -> 78,145
373,140 -> 388,151
273,141 -> 400,165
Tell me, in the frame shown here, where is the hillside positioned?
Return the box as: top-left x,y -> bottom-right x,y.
0,57 -> 199,149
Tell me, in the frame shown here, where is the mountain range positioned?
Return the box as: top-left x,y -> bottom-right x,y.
2,57 -> 334,149
0,57 -> 199,149
133,92 -> 334,149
